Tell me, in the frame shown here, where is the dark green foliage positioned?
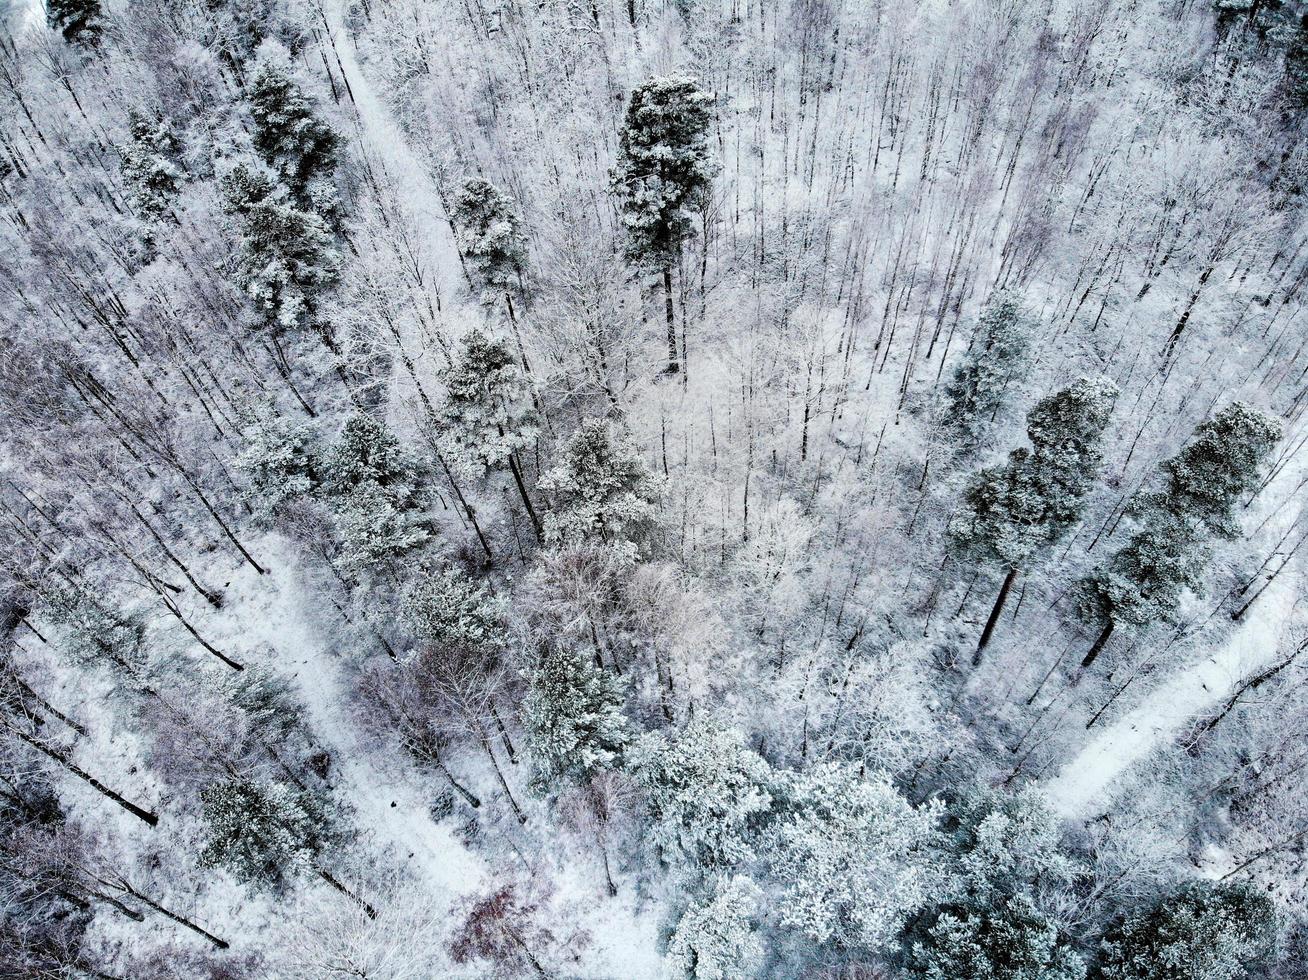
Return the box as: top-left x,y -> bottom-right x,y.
1077,509 -> 1210,631
523,644 -> 629,788
1157,402 -> 1283,540
47,0 -> 102,47
198,780 -> 328,887
236,413 -> 320,515
1077,402 -> 1281,637
320,414 -> 430,568
44,587 -> 145,672
438,330 -> 537,475
950,378 -> 1118,570
404,567 -> 503,651
248,51 -> 339,204
538,419 -> 661,551
614,75 -> 715,268
220,164 -> 338,332
119,112 -> 184,245
1283,13 -> 1308,111
900,790 -> 1084,979
451,179 -> 528,298
1096,882 -> 1277,980
905,894 -> 1086,980
945,294 -> 1031,445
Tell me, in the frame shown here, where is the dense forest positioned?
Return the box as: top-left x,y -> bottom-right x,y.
2,0 -> 1308,976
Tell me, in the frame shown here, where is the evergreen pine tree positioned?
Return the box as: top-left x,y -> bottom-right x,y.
198,779 -> 328,888
523,644 -> 630,788
944,292 -> 1031,447
539,418 -> 661,555
47,0 -> 102,47
1282,13 -> 1308,112
221,164 -> 339,334
403,567 -> 504,651
950,377 -> 1118,663
44,587 -> 146,673
665,875 -> 766,980
1096,882 -> 1277,980
614,75 -> 715,373
451,179 -> 528,309
904,893 -> 1086,980
768,762 -> 943,950
438,329 -> 541,534
320,414 -> 431,569
247,44 -> 340,209
236,413 -> 320,516
1077,402 -> 1282,669
119,112 -> 184,254
627,720 -> 774,868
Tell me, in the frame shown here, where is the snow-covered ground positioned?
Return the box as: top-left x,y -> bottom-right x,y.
1045,456 -> 1306,819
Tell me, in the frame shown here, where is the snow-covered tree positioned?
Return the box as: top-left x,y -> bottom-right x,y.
903,892 -> 1085,980
539,418 -> 661,554
248,43 -> 340,208
119,112 -> 184,253
451,178 -> 528,306
1078,402 -> 1281,668
945,789 -> 1081,902
221,164 -> 339,333
439,329 -> 537,475
198,780 -> 329,888
943,292 -> 1031,446
950,378 -> 1118,661
320,414 -> 430,569
44,588 -> 145,673
627,720 -> 774,867
403,566 -> 504,652
1096,882 -> 1277,980
665,875 -> 765,980
523,644 -> 630,788
236,412 -> 320,516
614,75 -> 715,372
768,762 -> 943,950
46,0 -> 101,47
438,329 -> 541,533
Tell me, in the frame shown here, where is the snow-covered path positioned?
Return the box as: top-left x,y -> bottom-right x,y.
1044,463 -> 1307,819
269,561 -> 484,894
322,1 -> 463,298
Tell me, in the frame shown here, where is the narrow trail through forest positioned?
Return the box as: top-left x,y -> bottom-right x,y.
234,550 -> 485,901
321,0 -> 464,300
1044,461 -> 1306,819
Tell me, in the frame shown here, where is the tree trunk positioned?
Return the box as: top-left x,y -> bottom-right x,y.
7,725 -> 158,826
434,756 -> 482,808
663,266 -> 679,373
316,867 -> 377,919
973,566 -> 1018,665
507,452 -> 542,541
117,881 -> 229,949
1080,620 -> 1115,670
481,737 -> 526,824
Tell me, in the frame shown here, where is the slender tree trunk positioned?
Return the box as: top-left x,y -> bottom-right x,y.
663,266 -> 679,374
433,756 -> 481,808
973,567 -> 1018,665
1080,620 -> 1115,669
316,867 -> 377,919
435,451 -> 494,564
115,880 -> 229,949
481,736 -> 526,824
13,678 -> 87,736
507,452 -> 542,541
7,725 -> 158,826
